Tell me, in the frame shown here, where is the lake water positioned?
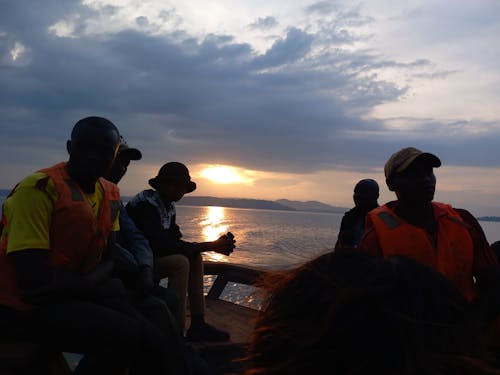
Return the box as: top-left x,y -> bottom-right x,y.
1,195 -> 500,305
1,196 -> 498,264
176,205 -> 500,266
176,205 -> 339,270
175,205 -> 500,307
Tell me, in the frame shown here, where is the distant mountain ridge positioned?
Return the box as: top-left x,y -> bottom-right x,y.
121,194 -> 348,213
176,196 -> 295,211
3,188 -> 500,217
1,188 -> 344,213
177,196 -> 348,213
276,199 -> 347,213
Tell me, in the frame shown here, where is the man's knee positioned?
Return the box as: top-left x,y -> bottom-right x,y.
173,254 -> 190,273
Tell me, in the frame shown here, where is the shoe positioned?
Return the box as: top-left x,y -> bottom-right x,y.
186,322 -> 230,342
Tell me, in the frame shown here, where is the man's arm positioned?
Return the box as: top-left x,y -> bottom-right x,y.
455,209 -> 500,293
455,208 -> 500,328
357,214 -> 383,256
179,233 -> 236,257
455,208 -> 498,277
335,212 -> 358,250
116,204 -> 155,296
126,201 -> 184,256
10,249 -> 114,305
118,203 -> 154,268
126,201 -> 235,258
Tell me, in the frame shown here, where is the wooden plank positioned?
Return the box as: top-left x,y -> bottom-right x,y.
204,261 -> 265,299
187,298 -> 258,350
187,261 -> 264,352
206,298 -> 258,345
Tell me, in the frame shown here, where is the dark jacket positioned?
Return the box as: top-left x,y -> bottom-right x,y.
125,190 -> 185,257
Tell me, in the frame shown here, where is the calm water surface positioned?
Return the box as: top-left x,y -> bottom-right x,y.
175,205 -> 500,306
1,196 -> 500,305
176,205 -> 339,269
176,205 -> 500,268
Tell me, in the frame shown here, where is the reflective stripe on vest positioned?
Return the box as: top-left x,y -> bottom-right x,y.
368,202 -> 476,301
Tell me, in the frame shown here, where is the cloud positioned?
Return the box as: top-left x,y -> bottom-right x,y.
306,1 -> 338,15
248,16 -> 278,30
252,27 -> 314,68
0,0 -> 499,215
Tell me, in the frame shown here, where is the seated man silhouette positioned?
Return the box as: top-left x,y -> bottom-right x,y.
359,147 -> 499,302
0,117 -> 188,374
105,138 -> 183,328
359,147 -> 500,350
334,178 -> 379,250
126,162 -> 236,341
105,139 -> 208,374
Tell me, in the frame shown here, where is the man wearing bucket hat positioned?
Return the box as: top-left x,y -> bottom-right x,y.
126,162 -> 236,342
359,147 -> 499,302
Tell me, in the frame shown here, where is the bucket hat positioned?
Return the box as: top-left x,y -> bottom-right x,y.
149,162 -> 196,193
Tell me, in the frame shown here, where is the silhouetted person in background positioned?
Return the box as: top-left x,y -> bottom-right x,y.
335,178 -> 379,250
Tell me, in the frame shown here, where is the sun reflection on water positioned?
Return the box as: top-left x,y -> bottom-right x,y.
201,206 -> 228,242
200,206 -> 231,263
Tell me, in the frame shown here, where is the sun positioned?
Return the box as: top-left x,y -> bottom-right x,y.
201,165 -> 251,184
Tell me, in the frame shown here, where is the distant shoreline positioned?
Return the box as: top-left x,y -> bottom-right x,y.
2,188 -> 499,218
477,216 -> 500,222
1,190 -> 347,214
122,195 -> 348,214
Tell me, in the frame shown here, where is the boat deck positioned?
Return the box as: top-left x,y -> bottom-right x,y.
193,297 -> 259,348
189,261 -> 265,374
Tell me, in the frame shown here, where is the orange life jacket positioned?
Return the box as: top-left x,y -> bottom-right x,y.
0,162 -> 120,310
367,202 -> 476,301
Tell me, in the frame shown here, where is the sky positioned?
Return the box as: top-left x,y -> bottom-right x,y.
1,0 -> 500,215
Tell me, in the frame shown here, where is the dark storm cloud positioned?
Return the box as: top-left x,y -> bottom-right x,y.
0,0 -> 498,189
252,28 -> 314,68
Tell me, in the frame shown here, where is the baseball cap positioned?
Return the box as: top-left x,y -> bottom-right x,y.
384,147 -> 441,180
118,136 -> 142,161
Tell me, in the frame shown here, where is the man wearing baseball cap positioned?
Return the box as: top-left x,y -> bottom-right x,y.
359,147 -> 499,304
105,139 -> 202,374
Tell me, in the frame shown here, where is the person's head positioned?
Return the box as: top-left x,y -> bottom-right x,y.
66,116 -> 121,185
105,136 -> 142,184
353,178 -> 379,210
244,251 -> 495,375
148,162 -> 196,202
385,147 -> 441,205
